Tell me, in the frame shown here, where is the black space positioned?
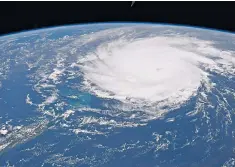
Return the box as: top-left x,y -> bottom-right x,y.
0,2 -> 235,36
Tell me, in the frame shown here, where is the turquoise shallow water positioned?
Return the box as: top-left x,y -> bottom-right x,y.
0,23 -> 235,167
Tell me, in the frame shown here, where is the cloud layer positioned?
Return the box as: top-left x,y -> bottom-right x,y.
77,34 -> 235,113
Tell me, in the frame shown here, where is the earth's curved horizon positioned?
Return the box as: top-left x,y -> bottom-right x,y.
1,22 -> 235,39
0,22 -> 235,167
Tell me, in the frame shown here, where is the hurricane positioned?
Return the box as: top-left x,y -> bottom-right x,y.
0,23 -> 235,167
74,28 -> 235,120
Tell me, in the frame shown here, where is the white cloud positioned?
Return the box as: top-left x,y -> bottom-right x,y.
77,35 -> 234,115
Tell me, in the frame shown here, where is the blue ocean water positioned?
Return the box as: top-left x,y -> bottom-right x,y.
0,23 -> 235,167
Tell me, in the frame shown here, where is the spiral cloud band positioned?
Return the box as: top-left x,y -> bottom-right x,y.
75,29 -> 234,112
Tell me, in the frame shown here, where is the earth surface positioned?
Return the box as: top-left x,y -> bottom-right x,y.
0,23 -> 235,167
